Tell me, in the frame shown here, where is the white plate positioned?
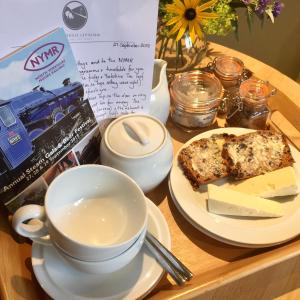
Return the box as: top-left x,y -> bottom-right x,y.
31,198 -> 171,300
169,180 -> 293,248
169,127 -> 300,247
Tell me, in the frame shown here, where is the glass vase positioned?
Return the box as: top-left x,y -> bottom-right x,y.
156,33 -> 208,79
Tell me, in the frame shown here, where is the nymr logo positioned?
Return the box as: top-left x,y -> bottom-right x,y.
24,42 -> 64,72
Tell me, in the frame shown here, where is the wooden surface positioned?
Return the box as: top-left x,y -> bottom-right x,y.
1,42 -> 300,300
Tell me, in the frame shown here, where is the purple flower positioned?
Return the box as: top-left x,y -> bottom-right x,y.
255,0 -> 270,15
272,0 -> 284,17
242,0 -> 251,4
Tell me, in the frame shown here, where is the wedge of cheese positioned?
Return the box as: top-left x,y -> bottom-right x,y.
207,184 -> 284,218
229,167 -> 299,198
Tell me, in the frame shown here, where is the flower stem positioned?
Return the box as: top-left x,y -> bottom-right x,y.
175,41 -> 179,71
158,36 -> 165,59
162,38 -> 170,59
178,40 -> 184,67
170,38 -> 175,55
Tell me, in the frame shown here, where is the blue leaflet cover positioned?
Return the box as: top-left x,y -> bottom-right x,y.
0,28 -> 100,213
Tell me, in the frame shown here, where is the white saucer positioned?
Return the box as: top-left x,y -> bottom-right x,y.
31,198 -> 171,300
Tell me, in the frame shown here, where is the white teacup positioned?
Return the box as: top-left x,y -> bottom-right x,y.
12,165 -> 148,262
56,225 -> 147,274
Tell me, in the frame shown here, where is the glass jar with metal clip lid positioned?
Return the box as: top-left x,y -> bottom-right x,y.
208,56 -> 249,115
169,70 -> 223,131
226,78 -> 276,130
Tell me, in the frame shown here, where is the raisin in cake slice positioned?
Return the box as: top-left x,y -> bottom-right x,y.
222,130 -> 295,180
178,133 -> 234,189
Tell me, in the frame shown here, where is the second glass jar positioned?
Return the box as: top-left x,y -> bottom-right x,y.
209,56 -> 246,115
226,78 -> 276,130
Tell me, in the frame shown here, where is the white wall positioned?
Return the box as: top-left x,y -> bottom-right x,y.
209,1 -> 300,80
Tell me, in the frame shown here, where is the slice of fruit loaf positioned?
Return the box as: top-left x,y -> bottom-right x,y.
178,133 -> 235,189
222,130 -> 295,180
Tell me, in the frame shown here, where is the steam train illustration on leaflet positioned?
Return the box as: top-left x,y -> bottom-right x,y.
0,79 -> 84,174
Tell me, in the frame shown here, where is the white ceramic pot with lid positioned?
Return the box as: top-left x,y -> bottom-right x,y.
100,114 -> 173,193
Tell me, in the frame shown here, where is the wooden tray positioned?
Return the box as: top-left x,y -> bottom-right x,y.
145,43 -> 300,299
1,43 -> 300,300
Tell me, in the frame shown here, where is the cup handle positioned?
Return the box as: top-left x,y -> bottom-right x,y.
12,204 -> 51,246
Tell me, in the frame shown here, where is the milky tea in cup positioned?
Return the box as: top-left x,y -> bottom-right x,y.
12,165 -> 148,262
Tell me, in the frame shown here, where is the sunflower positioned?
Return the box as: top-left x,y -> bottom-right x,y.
165,0 -> 219,43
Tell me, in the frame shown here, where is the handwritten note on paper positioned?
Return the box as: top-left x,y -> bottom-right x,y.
77,54 -> 147,119
0,0 -> 159,121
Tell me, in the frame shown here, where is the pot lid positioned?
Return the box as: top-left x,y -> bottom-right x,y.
105,114 -> 166,157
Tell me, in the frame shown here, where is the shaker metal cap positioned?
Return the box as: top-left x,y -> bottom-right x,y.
105,114 -> 166,157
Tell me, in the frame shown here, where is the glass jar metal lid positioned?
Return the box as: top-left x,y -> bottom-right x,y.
214,56 -> 244,80
170,71 -> 223,113
239,78 -> 275,104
